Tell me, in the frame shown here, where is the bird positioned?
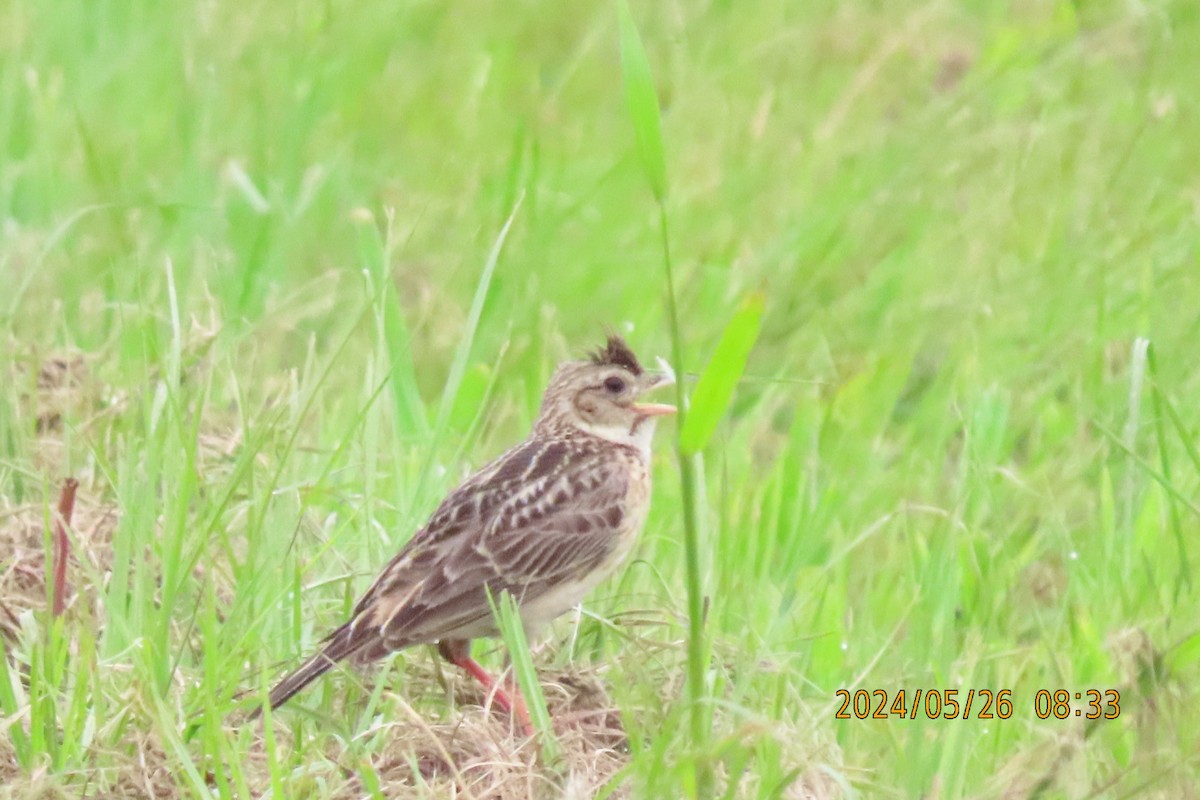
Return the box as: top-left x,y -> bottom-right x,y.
256,334 -> 676,735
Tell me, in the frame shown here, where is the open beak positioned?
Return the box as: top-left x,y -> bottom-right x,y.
631,358 -> 677,417
631,401 -> 676,417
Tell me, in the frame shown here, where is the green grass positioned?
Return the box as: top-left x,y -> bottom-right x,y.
2,0 -> 1200,796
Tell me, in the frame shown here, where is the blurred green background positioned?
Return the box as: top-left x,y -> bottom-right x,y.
2,0 -> 1198,797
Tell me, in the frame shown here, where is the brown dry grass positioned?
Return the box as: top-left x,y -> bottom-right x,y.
316,668 -> 631,799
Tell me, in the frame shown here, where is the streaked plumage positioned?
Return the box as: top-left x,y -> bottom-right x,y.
258,335 -> 674,731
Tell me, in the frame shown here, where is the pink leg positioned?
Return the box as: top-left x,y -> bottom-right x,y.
439,639 -> 535,737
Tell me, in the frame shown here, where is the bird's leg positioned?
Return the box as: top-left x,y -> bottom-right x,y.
438,639 -> 534,737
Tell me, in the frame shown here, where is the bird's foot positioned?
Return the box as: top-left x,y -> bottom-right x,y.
448,652 -> 536,738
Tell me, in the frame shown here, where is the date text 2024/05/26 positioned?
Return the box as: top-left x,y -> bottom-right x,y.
834,689 -> 1121,721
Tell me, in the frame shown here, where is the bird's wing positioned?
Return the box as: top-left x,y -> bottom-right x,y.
345,436 -> 580,620
354,439 -> 634,648
261,435 -> 633,712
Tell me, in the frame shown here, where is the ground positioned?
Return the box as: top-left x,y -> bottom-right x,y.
1,0 -> 1199,797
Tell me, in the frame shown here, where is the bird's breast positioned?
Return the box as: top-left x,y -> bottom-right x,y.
598,454 -> 652,571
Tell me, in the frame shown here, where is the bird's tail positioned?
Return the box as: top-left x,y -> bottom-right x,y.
251,622 -> 368,718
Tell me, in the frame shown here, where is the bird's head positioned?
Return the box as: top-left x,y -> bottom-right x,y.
535,334 -> 676,453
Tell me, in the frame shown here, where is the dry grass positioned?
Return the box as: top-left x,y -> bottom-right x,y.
0,733 -> 179,800
322,667 -> 631,799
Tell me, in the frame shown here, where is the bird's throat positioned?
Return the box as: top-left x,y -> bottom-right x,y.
581,417 -> 659,458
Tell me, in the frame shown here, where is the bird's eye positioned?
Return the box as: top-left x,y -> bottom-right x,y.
604,376 -> 626,394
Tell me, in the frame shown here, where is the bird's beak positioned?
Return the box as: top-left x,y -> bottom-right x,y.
631,358 -> 677,417
631,401 -> 676,417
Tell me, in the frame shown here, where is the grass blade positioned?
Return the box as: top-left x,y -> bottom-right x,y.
1145,343 -> 1193,595
617,0 -> 668,201
618,4 -> 711,794
416,194 -> 524,502
489,589 -> 561,767
680,293 -> 766,455
0,637 -> 31,768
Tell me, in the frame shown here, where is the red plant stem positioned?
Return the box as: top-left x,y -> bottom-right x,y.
52,478 -> 78,618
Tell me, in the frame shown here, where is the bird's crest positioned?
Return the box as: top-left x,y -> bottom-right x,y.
589,334 -> 643,375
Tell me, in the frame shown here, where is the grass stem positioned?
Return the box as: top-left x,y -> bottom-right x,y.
657,204 -> 712,796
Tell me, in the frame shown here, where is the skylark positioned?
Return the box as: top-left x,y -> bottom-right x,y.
258,335 -> 675,734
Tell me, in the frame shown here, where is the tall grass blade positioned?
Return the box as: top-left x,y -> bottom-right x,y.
680,292 -> 765,455
617,0 -> 668,202
617,4 -> 711,794
1145,343 -> 1193,595
489,588 -> 561,767
416,194 -> 524,501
